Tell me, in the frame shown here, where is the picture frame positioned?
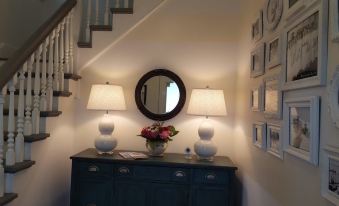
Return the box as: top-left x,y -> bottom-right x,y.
332,0 -> 339,41
265,34 -> 283,70
282,1 -> 329,91
283,96 -> 320,166
263,75 -> 282,119
267,123 -> 283,159
251,43 -> 265,78
251,10 -> 263,42
264,0 -> 284,31
328,67 -> 339,128
253,121 -> 267,150
284,0 -> 319,21
322,146 -> 339,205
250,84 -> 264,112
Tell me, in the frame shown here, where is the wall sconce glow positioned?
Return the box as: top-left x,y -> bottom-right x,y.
187,87 -> 227,161
87,83 -> 126,154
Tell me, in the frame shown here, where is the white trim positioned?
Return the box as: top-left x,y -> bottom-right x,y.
283,96 -> 320,166
253,121 -> 267,150
284,0 -> 319,22
328,67 -> 339,128
322,146 -> 339,205
250,84 -> 264,112
332,0 -> 339,41
252,10 -> 264,43
263,75 -> 283,119
250,43 -> 265,78
265,34 -> 283,70
282,0 -> 328,91
264,0 -> 284,31
267,123 -> 284,159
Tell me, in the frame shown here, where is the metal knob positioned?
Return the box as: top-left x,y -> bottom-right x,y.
174,171 -> 186,178
206,173 -> 216,180
88,165 -> 99,172
118,167 -> 130,174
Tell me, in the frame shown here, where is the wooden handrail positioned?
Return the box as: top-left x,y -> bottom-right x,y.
0,0 -> 77,89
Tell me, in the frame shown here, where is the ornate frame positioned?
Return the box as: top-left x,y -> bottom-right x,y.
264,0 -> 283,31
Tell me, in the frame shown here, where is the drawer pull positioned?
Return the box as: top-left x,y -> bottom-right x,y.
118,167 -> 130,174
205,173 -> 216,180
174,171 -> 186,178
88,165 -> 99,172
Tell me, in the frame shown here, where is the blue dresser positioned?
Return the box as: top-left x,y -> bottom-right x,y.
70,148 -> 237,206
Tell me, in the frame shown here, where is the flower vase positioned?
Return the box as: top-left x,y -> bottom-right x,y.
146,140 -> 168,157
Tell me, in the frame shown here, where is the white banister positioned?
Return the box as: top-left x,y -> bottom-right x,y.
24,55 -> 34,136
32,45 -> 42,135
6,79 -> 16,166
115,0 -> 120,8
65,14 -> 70,74
69,10 -> 74,74
124,0 -> 128,8
54,25 -> 60,91
59,19 -> 65,92
0,85 -> 7,196
95,0 -> 99,25
47,31 -> 55,111
15,64 -> 27,163
104,0 -> 110,25
85,0 -> 92,42
40,39 -> 48,112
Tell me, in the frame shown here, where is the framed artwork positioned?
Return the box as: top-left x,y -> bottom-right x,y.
250,85 -> 264,112
328,67 -> 339,128
265,34 -> 283,70
264,0 -> 284,31
283,96 -> 320,166
332,0 -> 339,41
322,146 -> 339,205
253,122 -> 267,149
282,1 -> 329,90
284,0 -> 319,20
264,75 -> 282,119
251,43 -> 265,78
267,123 -> 283,159
251,10 -> 263,42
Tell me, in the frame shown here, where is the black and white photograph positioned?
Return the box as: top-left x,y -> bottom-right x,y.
252,10 -> 263,42
264,76 -> 282,119
253,122 -> 266,149
266,35 -> 282,70
328,68 -> 339,128
329,158 -> 339,195
289,107 -> 310,152
251,44 -> 265,77
267,123 -> 283,159
322,147 -> 339,205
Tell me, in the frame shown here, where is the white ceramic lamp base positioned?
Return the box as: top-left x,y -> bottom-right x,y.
194,119 -> 217,161
95,114 -> 117,154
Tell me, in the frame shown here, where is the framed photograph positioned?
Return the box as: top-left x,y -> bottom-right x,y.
253,122 -> 267,149
332,0 -> 339,41
267,123 -> 283,159
322,146 -> 339,205
284,0 -> 319,20
251,43 -> 265,78
282,1 -> 329,90
265,34 -> 283,70
283,96 -> 320,165
264,75 -> 282,119
328,67 -> 339,128
250,85 -> 264,112
264,0 -> 284,31
251,10 -> 263,42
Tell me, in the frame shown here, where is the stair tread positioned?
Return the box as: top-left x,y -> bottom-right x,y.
9,89 -> 72,97
5,160 -> 35,173
3,132 -> 50,143
90,25 -> 112,31
110,7 -> 133,14
0,193 -> 18,205
3,109 -> 62,117
24,72 -> 81,81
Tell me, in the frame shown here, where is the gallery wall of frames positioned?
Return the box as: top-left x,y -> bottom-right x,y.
250,0 -> 339,204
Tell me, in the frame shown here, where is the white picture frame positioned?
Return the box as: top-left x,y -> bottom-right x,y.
264,0 -> 284,31
332,0 -> 339,41
265,34 -> 283,70
251,43 -> 265,78
264,75 -> 283,119
252,10 -> 264,42
267,123 -> 284,159
322,146 -> 339,205
253,121 -> 267,150
283,96 -> 320,166
282,1 -> 329,91
284,0 -> 319,21
328,67 -> 339,128
250,84 -> 264,112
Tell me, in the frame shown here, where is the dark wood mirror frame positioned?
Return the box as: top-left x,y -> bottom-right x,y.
135,69 -> 186,121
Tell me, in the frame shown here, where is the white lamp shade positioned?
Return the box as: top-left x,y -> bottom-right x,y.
187,88 -> 227,117
87,84 -> 126,111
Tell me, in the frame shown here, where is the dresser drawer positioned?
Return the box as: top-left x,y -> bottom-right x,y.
77,161 -> 112,177
193,169 -> 229,185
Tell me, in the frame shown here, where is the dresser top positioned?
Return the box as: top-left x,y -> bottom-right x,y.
71,148 -> 237,171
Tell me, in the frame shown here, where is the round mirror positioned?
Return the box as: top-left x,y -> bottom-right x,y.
135,69 -> 186,121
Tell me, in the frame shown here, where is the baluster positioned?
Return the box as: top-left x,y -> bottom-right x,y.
32,45 -> 42,135
95,0 -> 99,25
15,64 -> 27,163
6,78 -> 16,166
85,0 -> 92,42
59,19 -> 65,92
104,0 -> 110,25
65,14 -> 70,74
54,24 -> 60,91
115,0 -> 120,8
124,0 -> 128,8
69,10 -> 74,74
47,31 -> 55,111
40,39 -> 48,111
24,55 -> 34,136
0,85 -> 7,196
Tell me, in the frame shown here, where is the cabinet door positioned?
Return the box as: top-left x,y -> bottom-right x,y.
191,186 -> 229,206
150,183 -> 188,206
72,179 -> 113,206
115,181 -> 147,206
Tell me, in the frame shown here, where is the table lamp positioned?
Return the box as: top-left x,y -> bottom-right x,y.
187,87 -> 227,161
87,83 -> 126,154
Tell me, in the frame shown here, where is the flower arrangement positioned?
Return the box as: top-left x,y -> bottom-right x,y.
138,122 -> 179,142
